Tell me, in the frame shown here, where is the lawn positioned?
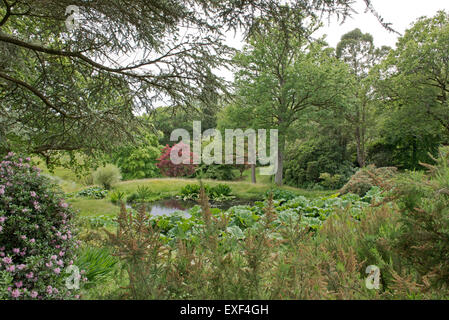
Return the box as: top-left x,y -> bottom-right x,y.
36,161 -> 335,217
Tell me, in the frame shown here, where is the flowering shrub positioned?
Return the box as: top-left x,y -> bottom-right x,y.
156,143 -> 197,177
0,153 -> 84,300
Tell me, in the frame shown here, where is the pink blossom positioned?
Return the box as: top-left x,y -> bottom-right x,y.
15,281 -> 23,288
30,191 -> 36,197
26,272 -> 34,279
30,291 -> 38,298
12,248 -> 20,254
53,268 -> 61,274
45,261 -> 53,268
2,256 -> 12,264
11,289 -> 21,298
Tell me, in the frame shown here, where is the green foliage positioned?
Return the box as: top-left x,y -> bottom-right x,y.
195,164 -> 237,181
75,187 -> 108,199
112,133 -> 162,180
392,146 -> 449,288
75,246 -> 119,289
126,185 -> 162,203
109,190 -> 127,205
93,164 -> 122,190
319,173 -> 346,190
179,183 -> 234,201
264,188 -> 297,201
284,138 -> 355,189
340,165 -> 397,196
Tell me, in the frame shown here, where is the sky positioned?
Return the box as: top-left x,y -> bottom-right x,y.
225,0 -> 449,50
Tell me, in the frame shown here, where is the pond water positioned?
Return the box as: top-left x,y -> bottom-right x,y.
127,198 -> 257,218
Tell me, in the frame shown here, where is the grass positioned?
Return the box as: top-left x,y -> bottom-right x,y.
114,177 -> 333,200
36,161 -> 336,217
69,198 -> 120,218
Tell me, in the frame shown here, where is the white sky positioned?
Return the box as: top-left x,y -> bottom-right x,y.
225,0 -> 449,50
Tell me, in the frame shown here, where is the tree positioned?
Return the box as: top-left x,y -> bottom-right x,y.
217,103 -> 258,183
156,142 -> 197,177
336,28 -> 390,167
0,0 -> 391,165
380,11 -> 449,134
234,10 -> 350,185
373,10 -> 449,168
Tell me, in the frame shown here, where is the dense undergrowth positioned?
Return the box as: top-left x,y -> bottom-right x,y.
74,147 -> 449,300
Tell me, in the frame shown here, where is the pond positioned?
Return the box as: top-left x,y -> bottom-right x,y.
127,198 -> 258,218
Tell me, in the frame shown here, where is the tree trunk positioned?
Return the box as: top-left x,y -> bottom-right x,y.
275,144 -> 284,186
251,164 -> 256,184
355,126 -> 366,168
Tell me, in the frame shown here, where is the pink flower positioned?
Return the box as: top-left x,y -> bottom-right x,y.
53,268 -> 61,274
6,265 -> 15,272
30,191 -> 36,197
0,216 -> 6,223
59,202 -> 69,208
30,238 -> 35,243
59,251 -> 65,257
45,261 -> 53,268
46,286 -> 53,294
17,264 -> 26,270
11,289 -> 21,298
2,257 -> 12,264
26,272 -> 34,279
12,248 -> 20,254
51,255 -> 57,260
15,281 -> 23,288
30,291 -> 38,298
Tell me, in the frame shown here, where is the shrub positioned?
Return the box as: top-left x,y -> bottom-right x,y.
264,188 -> 296,201
195,164 -> 237,181
110,190 -> 126,205
76,187 -> 108,199
319,173 -> 345,190
126,185 -> 161,203
93,164 -> 122,190
75,246 -> 119,289
156,143 -> 197,177
113,134 -> 162,180
392,146 -> 449,288
179,183 -> 234,201
0,153 -> 83,300
340,165 -> 397,196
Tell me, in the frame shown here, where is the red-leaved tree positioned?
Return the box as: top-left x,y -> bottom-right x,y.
156,142 -> 198,177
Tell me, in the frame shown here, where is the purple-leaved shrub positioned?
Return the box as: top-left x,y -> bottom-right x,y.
0,153 -> 84,300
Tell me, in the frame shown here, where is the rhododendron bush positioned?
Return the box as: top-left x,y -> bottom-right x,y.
0,153 -> 83,300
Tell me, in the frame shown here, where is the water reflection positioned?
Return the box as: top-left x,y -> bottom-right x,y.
127,199 -> 257,218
